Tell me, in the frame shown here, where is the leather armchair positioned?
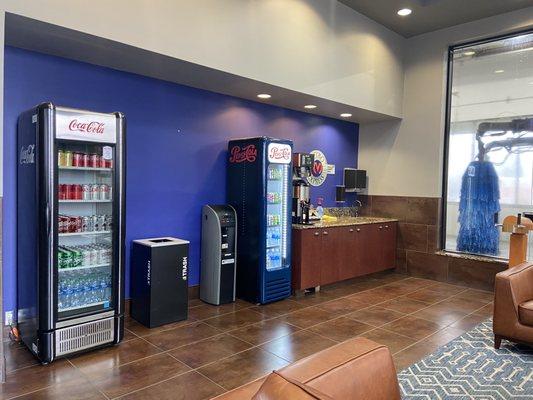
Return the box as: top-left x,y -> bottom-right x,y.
493,262 -> 533,348
212,337 -> 401,400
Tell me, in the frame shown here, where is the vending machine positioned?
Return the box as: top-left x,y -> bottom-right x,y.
17,103 -> 125,363
227,137 -> 292,304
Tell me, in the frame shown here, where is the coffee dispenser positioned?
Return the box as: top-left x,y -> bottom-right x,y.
292,153 -> 314,224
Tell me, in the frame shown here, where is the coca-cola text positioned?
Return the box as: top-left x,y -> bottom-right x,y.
68,119 -> 105,134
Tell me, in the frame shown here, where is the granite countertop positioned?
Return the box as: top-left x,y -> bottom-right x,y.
292,216 -> 398,229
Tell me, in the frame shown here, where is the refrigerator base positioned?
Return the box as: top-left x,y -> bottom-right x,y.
22,314 -> 123,364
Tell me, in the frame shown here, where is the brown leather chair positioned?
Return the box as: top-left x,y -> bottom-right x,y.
212,337 -> 401,400
493,262 -> 533,348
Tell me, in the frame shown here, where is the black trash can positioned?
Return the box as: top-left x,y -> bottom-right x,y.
131,237 -> 189,328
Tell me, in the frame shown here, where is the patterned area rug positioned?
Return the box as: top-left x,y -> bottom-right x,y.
399,320 -> 533,399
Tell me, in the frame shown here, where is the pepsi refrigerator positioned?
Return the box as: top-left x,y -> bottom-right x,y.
17,103 -> 126,363
227,137 -> 292,304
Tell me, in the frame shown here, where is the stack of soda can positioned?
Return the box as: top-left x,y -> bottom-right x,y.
267,214 -> 281,226
59,214 -> 112,233
58,244 -> 112,269
59,183 -> 112,201
58,149 -> 113,169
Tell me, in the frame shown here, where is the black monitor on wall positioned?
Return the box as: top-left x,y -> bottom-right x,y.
344,168 -> 367,192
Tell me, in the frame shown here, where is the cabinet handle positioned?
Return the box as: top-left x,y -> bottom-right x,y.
323,231 -> 329,235
385,225 -> 389,228
379,226 -> 383,230
356,228 -> 361,232
314,232 -> 320,237
349,228 -> 354,233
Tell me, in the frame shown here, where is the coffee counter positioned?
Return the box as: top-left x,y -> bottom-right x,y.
291,217 -> 398,293
292,216 -> 398,230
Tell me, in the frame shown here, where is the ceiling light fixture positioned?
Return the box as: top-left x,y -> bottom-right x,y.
304,104 -> 317,109
464,50 -> 476,56
257,94 -> 271,99
340,113 -> 352,118
494,69 -> 505,74
397,8 -> 412,16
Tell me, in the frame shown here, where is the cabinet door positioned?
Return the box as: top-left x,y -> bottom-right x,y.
320,228 -> 342,286
339,226 -> 357,281
299,229 -> 322,289
380,222 -> 397,269
356,224 -> 381,276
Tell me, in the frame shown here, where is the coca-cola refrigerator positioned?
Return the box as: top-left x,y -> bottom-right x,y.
17,103 -> 126,363
227,137 -> 292,304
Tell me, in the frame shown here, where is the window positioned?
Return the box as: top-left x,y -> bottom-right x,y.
444,31 -> 533,259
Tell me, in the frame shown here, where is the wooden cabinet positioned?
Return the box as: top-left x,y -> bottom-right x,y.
292,221 -> 397,292
292,228 -> 322,290
319,228 -> 342,285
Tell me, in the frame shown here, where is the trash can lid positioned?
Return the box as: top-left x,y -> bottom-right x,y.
133,237 -> 190,247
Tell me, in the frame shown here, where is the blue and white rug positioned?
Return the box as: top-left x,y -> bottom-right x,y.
399,320 -> 533,399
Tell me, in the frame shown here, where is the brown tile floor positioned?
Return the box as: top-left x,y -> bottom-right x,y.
1,271 -> 494,399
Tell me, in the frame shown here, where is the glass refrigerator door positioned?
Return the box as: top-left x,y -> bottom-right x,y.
56,142 -> 114,319
266,163 -> 290,270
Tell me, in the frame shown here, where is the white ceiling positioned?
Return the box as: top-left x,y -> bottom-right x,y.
339,0 -> 533,37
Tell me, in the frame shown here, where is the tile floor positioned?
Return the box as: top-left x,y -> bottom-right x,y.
1,271 -> 494,399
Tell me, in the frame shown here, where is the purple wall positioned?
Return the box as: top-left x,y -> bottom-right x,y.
3,46 -> 358,312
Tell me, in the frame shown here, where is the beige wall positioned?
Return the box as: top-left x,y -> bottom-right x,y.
358,7 -> 533,197
0,0 -> 404,117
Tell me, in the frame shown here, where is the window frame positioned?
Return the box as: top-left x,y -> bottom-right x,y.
440,28 -> 533,258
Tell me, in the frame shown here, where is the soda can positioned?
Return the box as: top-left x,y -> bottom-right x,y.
72,152 -> 82,167
59,184 -> 66,200
64,184 -> 72,200
75,216 -> 82,233
92,215 -> 100,231
90,184 -> 100,200
73,184 -> 83,200
105,215 -> 113,231
99,184 -> 109,200
105,159 -> 113,169
82,184 -> 91,201
82,247 -> 91,266
89,154 -> 99,168
58,248 -> 68,269
89,247 -> 98,265
98,215 -> 107,231
82,216 -> 90,232
97,247 -> 107,264
99,157 -> 107,168
64,151 -> 73,167
81,153 -> 89,167
58,150 -> 66,166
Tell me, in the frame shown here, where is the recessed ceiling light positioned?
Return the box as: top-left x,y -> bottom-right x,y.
257,93 -> 271,99
464,50 -> 476,56
304,104 -> 317,109
494,69 -> 505,74
397,8 -> 412,16
340,113 -> 352,118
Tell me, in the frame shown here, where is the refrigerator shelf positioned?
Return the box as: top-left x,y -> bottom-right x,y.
58,263 -> 111,272
59,166 -> 112,172
59,199 -> 113,203
59,300 -> 109,312
59,231 -> 112,237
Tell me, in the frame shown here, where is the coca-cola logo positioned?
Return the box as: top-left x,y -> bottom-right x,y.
269,146 -> 291,161
68,119 -> 105,134
20,144 -> 35,165
229,145 -> 257,163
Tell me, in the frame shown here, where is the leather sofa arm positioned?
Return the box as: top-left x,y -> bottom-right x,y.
497,262 -> 533,308
277,337 -> 401,400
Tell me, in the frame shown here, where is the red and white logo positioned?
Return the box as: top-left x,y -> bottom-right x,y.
229,145 -> 257,163
267,143 -> 291,164
68,119 -> 105,134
